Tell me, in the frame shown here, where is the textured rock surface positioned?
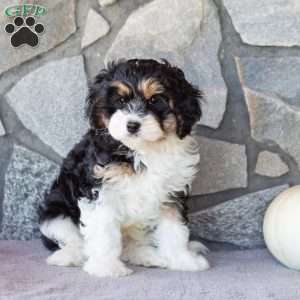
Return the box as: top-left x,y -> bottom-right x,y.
236,57 -> 300,169
81,9 -> 110,49
98,0 -> 118,7
192,137 -> 247,195
0,137 -> 12,230
6,56 -> 88,157
255,151 -> 289,177
0,145 -> 59,240
243,88 -> 300,168
223,0 -> 300,46
189,185 -> 289,248
105,0 -> 227,129
0,0 -> 76,75
236,57 -> 300,107
106,0 -> 202,58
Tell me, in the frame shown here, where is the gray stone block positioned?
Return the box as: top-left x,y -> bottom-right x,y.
223,0 -> 300,46
6,56 -> 88,158
106,0 -> 202,60
0,145 -> 59,240
255,151 -> 289,178
105,0 -> 227,129
192,136 -> 247,195
0,0 -> 76,75
189,185 -> 289,248
81,9 -> 110,49
243,88 -> 300,169
236,56 -> 300,169
236,56 -> 300,107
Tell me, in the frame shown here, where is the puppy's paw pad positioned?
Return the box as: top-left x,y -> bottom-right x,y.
46,248 -> 84,267
83,260 -> 133,277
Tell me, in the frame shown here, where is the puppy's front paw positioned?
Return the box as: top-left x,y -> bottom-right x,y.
194,255 -> 210,271
168,252 -> 210,272
83,258 -> 133,277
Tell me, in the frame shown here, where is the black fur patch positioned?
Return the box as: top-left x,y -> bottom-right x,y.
38,129 -> 132,247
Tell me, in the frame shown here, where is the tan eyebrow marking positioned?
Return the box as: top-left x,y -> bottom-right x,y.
138,78 -> 165,100
111,81 -> 132,97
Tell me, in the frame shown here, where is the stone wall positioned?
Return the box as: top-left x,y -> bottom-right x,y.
0,0 -> 299,247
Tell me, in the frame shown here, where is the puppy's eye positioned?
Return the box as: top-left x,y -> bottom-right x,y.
149,97 -> 157,104
118,97 -> 126,104
149,95 -> 167,105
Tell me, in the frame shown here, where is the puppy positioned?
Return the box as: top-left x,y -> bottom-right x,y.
39,59 -> 209,277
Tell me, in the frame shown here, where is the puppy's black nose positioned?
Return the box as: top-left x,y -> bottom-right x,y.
127,121 -> 141,134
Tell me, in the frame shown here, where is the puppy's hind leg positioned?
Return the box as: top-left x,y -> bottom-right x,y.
40,216 -> 84,267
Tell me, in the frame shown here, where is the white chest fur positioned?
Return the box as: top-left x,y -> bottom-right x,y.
79,135 -> 199,227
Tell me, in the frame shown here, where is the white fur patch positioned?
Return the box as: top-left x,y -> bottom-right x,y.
154,217 -> 210,271
40,216 -> 84,267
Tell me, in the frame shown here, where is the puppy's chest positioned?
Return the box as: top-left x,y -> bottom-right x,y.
80,141 -> 199,225
117,150 -> 198,222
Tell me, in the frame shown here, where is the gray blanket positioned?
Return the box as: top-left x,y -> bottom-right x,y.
1,240 -> 299,300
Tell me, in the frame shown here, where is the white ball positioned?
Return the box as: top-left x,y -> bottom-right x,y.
263,185 -> 300,270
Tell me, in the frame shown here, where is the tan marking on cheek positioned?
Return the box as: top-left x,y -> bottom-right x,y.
163,114 -> 177,133
103,162 -> 134,181
138,78 -> 165,99
111,81 -> 131,97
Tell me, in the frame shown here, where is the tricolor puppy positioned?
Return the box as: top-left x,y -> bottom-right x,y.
39,59 -> 209,277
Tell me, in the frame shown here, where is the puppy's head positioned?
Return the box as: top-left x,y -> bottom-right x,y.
86,59 -> 202,150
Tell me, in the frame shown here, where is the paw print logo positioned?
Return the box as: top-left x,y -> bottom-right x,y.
5,16 -> 45,48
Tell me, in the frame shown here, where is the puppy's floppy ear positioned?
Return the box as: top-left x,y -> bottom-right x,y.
86,60 -> 124,128
166,63 -> 202,138
85,69 -> 109,129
